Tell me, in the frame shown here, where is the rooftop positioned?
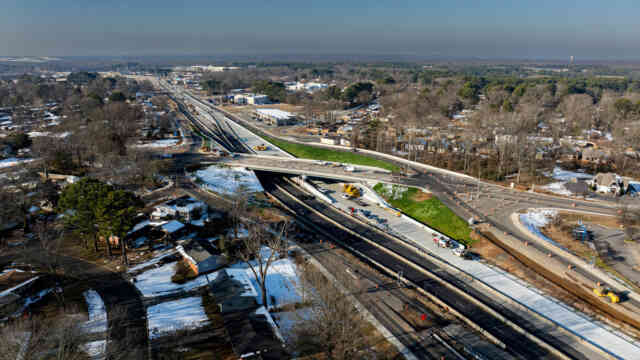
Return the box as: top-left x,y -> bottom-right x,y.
256,108 -> 295,120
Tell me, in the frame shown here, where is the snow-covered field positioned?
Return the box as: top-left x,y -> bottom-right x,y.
133,261 -> 210,297
519,209 -> 559,246
82,290 -> 107,334
147,296 -> 210,339
0,157 -> 35,169
135,139 -> 179,148
194,165 -> 263,196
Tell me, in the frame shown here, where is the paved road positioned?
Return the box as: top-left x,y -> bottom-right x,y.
0,248 -> 149,360
57,254 -> 149,360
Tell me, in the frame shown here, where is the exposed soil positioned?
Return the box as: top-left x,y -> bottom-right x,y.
411,190 -> 433,202
542,224 -> 596,259
557,211 -> 621,229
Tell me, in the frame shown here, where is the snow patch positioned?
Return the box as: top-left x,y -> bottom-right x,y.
546,167 -> 593,181
520,209 -> 559,246
135,139 -> 179,148
147,296 -> 209,339
227,248 -> 302,309
82,340 -> 106,359
82,290 -> 107,334
542,182 -> 573,196
195,166 -> 263,196
133,261 -> 211,297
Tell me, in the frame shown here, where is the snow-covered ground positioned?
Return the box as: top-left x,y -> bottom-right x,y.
227,248 -> 303,309
271,307 -> 313,340
134,139 -> 179,148
82,340 -> 106,360
541,182 -> 573,196
255,306 -> 284,342
194,165 -> 263,196
519,209 -> 559,246
0,157 -> 35,169
27,131 -> 71,138
82,290 -> 107,334
542,167 -> 594,196
133,261 -> 210,298
546,167 -> 594,181
147,296 -> 210,339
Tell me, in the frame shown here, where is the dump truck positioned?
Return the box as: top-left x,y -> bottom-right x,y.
342,184 -> 361,198
593,287 -> 620,303
253,144 -> 268,151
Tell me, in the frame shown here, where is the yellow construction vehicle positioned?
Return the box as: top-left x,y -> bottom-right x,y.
253,144 -> 268,151
342,184 -> 361,198
593,287 -> 620,303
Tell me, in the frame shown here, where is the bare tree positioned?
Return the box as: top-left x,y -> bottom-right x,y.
229,187 -> 248,240
289,263 -> 378,360
33,219 -> 63,275
618,204 -> 640,241
0,315 -> 85,360
239,220 -> 288,307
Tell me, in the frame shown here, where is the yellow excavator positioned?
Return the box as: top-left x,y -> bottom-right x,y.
343,184 -> 361,198
594,287 -> 620,303
253,144 -> 268,151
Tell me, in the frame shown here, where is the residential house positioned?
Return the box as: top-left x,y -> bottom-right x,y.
151,196 -> 207,222
581,148 -> 609,164
177,242 -> 226,275
590,173 -> 625,195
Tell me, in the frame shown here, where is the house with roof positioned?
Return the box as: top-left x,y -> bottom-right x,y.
177,242 -> 226,275
589,173 -> 626,195
151,196 -> 208,222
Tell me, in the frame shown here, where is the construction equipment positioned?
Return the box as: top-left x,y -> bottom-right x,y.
342,184 -> 361,198
593,287 -> 620,303
253,144 -> 268,151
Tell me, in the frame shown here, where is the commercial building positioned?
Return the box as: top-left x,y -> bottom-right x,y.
285,81 -> 328,93
233,93 -> 269,105
254,108 -> 296,126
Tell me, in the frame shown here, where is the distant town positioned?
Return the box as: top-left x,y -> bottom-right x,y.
2,57 -> 640,360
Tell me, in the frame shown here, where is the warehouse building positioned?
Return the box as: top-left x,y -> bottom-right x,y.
254,108 -> 297,126
233,93 -> 269,105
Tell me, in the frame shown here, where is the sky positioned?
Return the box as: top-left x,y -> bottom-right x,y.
1,0 -> 638,60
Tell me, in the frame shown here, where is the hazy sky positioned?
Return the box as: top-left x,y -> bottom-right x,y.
2,0 -> 638,59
